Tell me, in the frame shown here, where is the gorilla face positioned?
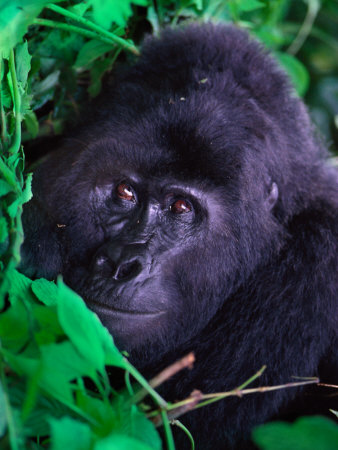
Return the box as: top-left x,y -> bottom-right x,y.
21,94 -> 280,353
73,162 -> 221,350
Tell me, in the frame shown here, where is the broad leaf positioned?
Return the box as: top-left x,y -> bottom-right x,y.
56,279 -> 126,371
0,1 -> 56,58
49,417 -> 92,450
88,0 -> 149,29
253,416 -> 338,450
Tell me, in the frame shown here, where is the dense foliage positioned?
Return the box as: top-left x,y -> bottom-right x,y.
0,1 -> 337,449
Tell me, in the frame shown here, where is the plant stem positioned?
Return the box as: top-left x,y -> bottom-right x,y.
156,376 -> 319,416
124,370 -> 134,396
0,58 -> 8,146
161,409 -> 175,450
124,359 -> 167,408
171,420 -> 195,450
281,23 -> 338,51
33,18 -> 117,47
8,50 -> 21,155
235,365 -> 266,391
154,0 -> 165,28
132,353 -> 195,405
194,378 -> 319,410
287,0 -> 320,55
0,344 -> 19,450
0,156 -> 18,190
46,4 -> 140,55
7,205 -> 24,271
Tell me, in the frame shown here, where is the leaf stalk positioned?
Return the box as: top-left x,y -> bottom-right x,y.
8,50 -> 21,155
46,4 -> 140,55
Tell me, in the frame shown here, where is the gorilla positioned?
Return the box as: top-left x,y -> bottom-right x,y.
21,24 -> 337,449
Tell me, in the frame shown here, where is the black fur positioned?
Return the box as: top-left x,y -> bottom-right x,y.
21,24 -> 338,449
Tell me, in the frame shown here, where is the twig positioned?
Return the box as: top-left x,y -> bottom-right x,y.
236,365 -> 266,390
151,390 -> 203,426
201,378 -> 319,400
124,359 -> 168,408
318,383 -> 338,389
150,353 -> 195,390
131,353 -> 195,405
149,377 -> 320,422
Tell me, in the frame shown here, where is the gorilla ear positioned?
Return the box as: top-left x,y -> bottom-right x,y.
265,181 -> 279,210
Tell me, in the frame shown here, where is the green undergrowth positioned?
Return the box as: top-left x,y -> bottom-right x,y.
0,1 -> 337,449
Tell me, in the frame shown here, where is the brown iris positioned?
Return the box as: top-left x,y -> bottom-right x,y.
116,183 -> 135,202
170,199 -> 192,214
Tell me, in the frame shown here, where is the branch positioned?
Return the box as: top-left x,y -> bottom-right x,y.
131,353 -> 195,405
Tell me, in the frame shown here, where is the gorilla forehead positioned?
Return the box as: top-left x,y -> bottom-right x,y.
78,26 -> 291,185
81,91 -> 267,186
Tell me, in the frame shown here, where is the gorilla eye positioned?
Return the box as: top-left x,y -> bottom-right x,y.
116,182 -> 135,202
170,199 -> 192,214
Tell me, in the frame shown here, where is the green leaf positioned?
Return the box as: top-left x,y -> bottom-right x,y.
88,58 -> 114,97
7,198 -> 21,218
0,76 -> 12,108
0,180 -> 12,197
49,417 -> 92,450
88,0 -> 149,29
76,392 -> 118,433
14,386 -> 68,437
56,280 -> 126,372
22,172 -> 33,204
33,303 -> 64,345
0,298 -> 30,352
252,416 -> 338,450
74,40 -> 114,68
32,70 -> 60,97
7,350 -> 75,404
94,433 -> 155,450
15,41 -> 31,86
276,52 -> 310,96
7,269 -> 33,300
0,217 -> 8,243
23,110 -> 39,139
129,405 -> 162,449
4,351 -> 41,380
237,0 -> 265,12
40,341 -> 97,382
0,156 -> 17,189
31,278 -> 59,306
0,381 -> 8,437
68,2 -> 91,17
0,1 -> 54,59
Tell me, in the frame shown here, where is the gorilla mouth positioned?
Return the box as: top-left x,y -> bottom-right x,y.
87,299 -> 165,318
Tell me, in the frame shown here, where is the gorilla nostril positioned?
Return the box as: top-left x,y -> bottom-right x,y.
115,260 -> 141,281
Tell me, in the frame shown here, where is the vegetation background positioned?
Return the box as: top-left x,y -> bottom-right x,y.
0,1 -> 337,450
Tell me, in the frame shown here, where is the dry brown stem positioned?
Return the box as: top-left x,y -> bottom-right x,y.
132,352 -> 195,405
149,353 -> 195,390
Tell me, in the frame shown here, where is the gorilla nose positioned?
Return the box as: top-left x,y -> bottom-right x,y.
92,244 -> 144,281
